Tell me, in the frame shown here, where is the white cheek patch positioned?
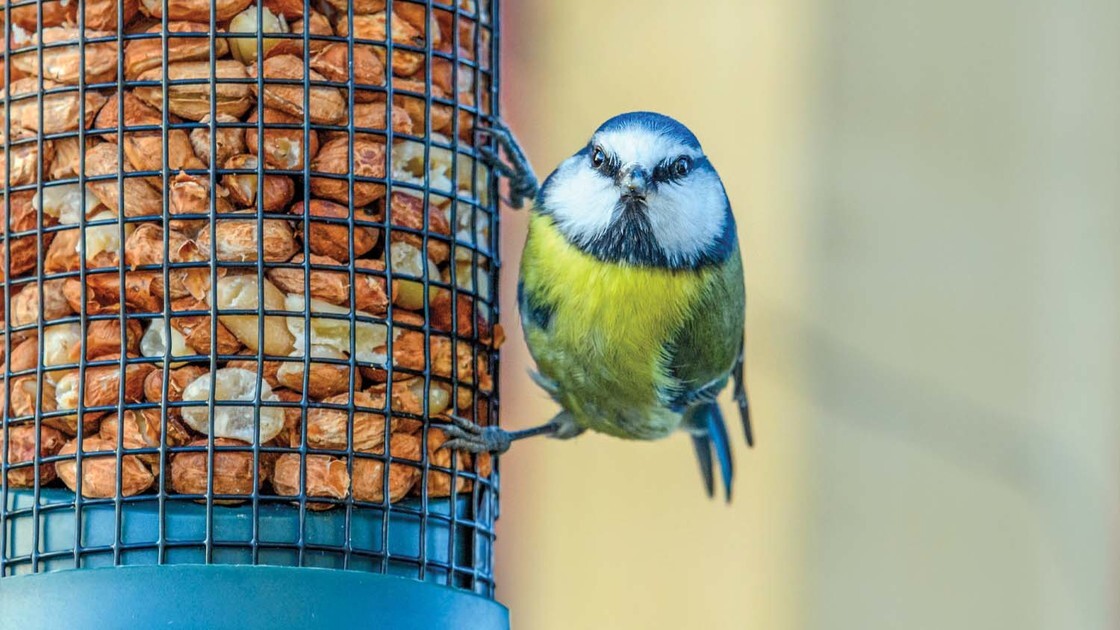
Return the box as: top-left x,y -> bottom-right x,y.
542,155 -> 619,243
646,169 -> 727,263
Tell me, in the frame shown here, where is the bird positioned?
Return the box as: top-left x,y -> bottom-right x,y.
445,112 -> 751,500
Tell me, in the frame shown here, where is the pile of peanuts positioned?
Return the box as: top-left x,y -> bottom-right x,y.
0,0 -> 498,508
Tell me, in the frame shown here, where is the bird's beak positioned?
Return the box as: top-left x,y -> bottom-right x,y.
617,164 -> 649,198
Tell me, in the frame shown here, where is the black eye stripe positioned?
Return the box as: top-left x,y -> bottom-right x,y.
586,146 -> 706,181
652,155 -> 704,182
602,156 -> 621,177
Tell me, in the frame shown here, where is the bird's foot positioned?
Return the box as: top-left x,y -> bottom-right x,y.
442,415 -> 513,454
441,415 -> 559,454
475,120 -> 538,210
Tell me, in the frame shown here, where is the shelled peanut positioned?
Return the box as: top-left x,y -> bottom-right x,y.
0,2 -> 498,505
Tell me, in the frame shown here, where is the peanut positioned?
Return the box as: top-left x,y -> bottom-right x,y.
284,294 -> 388,365
135,61 -> 254,121
353,432 -> 422,503
0,424 -> 67,488
12,28 -> 119,85
170,437 -> 263,504
138,0 -> 253,23
289,199 -> 380,262
83,143 -> 164,219
245,108 -> 320,170
210,274 -> 295,356
271,453 -> 348,509
179,367 -> 285,443
169,297 -> 244,357
267,253 -> 350,306
306,391 -> 398,453
124,21 -> 227,77
228,5 -> 289,65
309,43 -> 385,103
3,78 -> 107,136
309,137 -> 387,206
248,54 -> 346,125
189,113 -> 246,168
386,191 -> 452,264
275,344 -> 359,400
195,212 -> 298,263
222,154 -> 295,212
57,436 -> 155,498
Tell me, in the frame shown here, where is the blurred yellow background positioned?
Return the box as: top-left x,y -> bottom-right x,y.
492,1 -> 1120,629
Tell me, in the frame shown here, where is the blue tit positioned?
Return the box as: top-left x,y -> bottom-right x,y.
447,112 -> 751,500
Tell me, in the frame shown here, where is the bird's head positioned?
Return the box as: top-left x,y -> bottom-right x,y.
538,112 -> 735,268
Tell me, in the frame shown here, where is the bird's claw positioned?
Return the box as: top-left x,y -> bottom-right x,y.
441,415 -> 512,454
475,122 -> 538,210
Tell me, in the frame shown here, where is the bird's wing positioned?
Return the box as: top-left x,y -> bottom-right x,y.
662,247 -> 745,410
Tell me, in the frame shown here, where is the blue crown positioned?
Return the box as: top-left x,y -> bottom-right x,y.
594,112 -> 702,151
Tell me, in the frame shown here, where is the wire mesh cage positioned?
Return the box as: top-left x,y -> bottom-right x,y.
0,0 -> 505,613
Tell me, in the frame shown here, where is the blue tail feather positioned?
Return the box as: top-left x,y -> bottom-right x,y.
686,403 -> 734,502
691,433 -> 715,499
707,405 -> 734,502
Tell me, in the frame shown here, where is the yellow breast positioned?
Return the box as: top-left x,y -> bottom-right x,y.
520,213 -> 709,437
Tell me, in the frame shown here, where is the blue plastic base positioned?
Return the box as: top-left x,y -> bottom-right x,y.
0,564 -> 508,629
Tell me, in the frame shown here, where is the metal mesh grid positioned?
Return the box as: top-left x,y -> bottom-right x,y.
0,0 -> 502,597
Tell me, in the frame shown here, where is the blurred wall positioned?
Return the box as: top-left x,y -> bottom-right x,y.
495,1 -> 1120,629
804,1 -> 1120,629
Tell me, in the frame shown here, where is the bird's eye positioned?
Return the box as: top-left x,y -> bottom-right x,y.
591,146 -> 607,170
672,156 -> 692,177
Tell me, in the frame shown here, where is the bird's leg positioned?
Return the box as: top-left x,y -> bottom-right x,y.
441,411 -> 582,454
475,120 -> 538,210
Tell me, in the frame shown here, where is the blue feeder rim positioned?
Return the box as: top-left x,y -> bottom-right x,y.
0,565 -> 509,629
